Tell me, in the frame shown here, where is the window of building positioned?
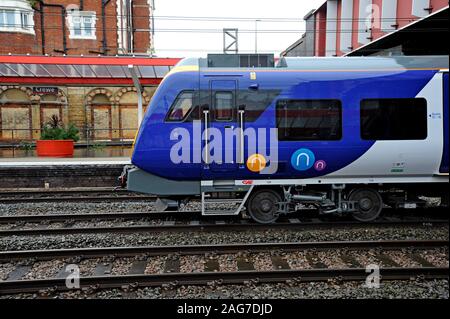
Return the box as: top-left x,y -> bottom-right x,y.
276,99 -> 342,141
118,91 -> 140,140
360,98 -> 427,140
40,94 -> 63,136
166,92 -> 194,122
0,10 -> 15,27
214,91 -> 234,121
90,94 -> 112,141
67,11 -> 96,39
20,11 -> 29,29
0,88 -> 33,140
0,4 -> 34,34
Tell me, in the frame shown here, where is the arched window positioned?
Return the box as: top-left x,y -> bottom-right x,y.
0,88 -> 32,140
90,93 -> 112,141
116,88 -> 151,140
118,91 -> 139,140
40,94 -> 63,127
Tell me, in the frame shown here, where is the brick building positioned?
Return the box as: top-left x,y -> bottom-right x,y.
281,0 -> 449,57
0,82 -> 156,142
0,56 -> 178,144
0,0 -> 154,56
0,1 -> 165,147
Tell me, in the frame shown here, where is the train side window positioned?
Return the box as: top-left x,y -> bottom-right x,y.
214,91 -> 234,121
166,91 -> 194,122
276,99 -> 342,141
360,98 -> 427,140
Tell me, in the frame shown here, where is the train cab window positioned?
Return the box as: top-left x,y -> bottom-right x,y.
214,91 -> 234,121
166,91 -> 194,122
360,98 -> 427,140
276,100 -> 342,141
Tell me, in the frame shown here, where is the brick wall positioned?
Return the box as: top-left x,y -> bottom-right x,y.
0,165 -> 124,188
132,0 -> 151,54
0,32 -> 39,55
0,0 -> 152,56
37,0 -> 120,55
0,85 -> 156,142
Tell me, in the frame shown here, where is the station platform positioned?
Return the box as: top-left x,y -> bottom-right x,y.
0,157 -> 131,189
0,157 -> 130,167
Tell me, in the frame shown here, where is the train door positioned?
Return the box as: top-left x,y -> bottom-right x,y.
440,72 -> 449,173
202,79 -> 240,176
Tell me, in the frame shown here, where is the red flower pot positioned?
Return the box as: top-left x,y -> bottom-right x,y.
36,140 -> 74,157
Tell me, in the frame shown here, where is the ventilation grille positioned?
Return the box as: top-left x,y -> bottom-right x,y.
207,54 -> 275,68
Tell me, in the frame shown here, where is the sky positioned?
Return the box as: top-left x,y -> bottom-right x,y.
152,0 -> 325,58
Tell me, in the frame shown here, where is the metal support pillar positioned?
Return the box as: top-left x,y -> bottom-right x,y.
128,65 -> 143,126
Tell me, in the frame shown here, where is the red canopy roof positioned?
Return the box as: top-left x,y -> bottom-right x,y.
0,55 -> 181,85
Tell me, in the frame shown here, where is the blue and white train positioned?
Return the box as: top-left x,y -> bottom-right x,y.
121,54 -> 449,223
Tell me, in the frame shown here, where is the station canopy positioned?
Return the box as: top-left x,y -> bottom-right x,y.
347,6 -> 448,56
0,55 -> 181,85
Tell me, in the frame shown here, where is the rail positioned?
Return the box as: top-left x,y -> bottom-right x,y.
0,239 -> 448,295
0,215 -> 447,237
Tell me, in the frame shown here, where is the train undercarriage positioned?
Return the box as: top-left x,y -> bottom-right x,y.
121,166 -> 448,224
153,183 -> 448,224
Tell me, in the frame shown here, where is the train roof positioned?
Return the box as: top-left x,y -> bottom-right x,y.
278,56 -> 449,70
175,55 -> 449,71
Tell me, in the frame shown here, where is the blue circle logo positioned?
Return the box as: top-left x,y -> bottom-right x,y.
291,148 -> 316,171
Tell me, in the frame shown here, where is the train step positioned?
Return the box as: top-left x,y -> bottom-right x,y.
202,210 -> 240,216
201,192 -> 245,216
202,198 -> 243,204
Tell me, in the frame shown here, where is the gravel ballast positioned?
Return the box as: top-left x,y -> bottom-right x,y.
0,225 -> 447,252
1,279 -> 448,299
0,201 -> 157,217
1,248 -> 445,280
0,200 -> 448,299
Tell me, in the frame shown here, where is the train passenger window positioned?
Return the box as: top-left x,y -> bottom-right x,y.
214,91 -> 234,121
276,100 -> 342,141
166,91 -> 194,122
360,98 -> 427,140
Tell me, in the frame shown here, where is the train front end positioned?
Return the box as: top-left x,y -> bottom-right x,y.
119,58 -> 202,197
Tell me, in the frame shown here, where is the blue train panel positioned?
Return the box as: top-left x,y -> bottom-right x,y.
131,56 -> 449,183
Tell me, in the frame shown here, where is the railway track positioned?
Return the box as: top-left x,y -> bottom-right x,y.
0,240 -> 447,295
0,188 -> 155,204
0,210 -> 198,223
0,213 -> 447,237
1,239 -> 447,260
1,206 -> 446,223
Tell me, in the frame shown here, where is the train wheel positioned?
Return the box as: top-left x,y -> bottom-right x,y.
349,188 -> 383,222
247,189 -> 281,224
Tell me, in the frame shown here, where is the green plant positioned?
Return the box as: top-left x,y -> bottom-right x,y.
88,142 -> 107,150
63,123 -> 81,141
41,115 -> 80,142
27,0 -> 39,8
18,141 -> 34,151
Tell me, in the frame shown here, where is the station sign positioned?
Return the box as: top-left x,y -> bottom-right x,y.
33,87 -> 59,95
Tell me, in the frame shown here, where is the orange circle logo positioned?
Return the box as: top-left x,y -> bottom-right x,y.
246,154 -> 267,173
